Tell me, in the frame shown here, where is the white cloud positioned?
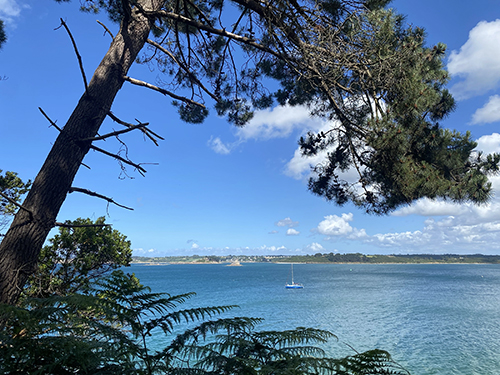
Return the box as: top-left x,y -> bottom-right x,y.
0,0 -> 21,17
209,105 -> 327,155
305,242 -> 325,252
392,198 -> 470,217
191,243 -> 200,250
317,213 -> 354,236
367,215 -> 500,252
276,217 -> 299,228
236,105 -> 323,141
314,213 -> 367,240
284,147 -> 328,180
208,136 -> 232,155
475,132 -> 500,155
286,228 -> 300,236
448,20 -> 500,99
471,95 -> 500,125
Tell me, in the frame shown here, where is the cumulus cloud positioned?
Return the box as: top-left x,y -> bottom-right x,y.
317,213 -> 354,236
367,215 -> 500,252
475,133 -> 500,155
471,95 -> 500,125
275,217 -> 299,228
304,242 -> 325,253
209,105 -> 327,155
315,213 -> 367,239
286,228 -> 300,236
448,20 -> 500,99
392,198 -> 470,217
236,104 -> 324,141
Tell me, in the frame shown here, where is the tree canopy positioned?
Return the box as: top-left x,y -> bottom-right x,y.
0,20 -> 6,50
0,170 -> 31,235
1,0 -> 499,304
24,217 -> 132,298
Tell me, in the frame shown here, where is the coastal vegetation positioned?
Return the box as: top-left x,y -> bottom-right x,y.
1,218 -> 409,374
2,0 -> 499,373
133,253 -> 500,264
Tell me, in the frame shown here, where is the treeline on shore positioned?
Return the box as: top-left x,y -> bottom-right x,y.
132,253 -> 500,264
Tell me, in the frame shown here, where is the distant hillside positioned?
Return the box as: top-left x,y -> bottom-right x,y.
132,253 -> 500,264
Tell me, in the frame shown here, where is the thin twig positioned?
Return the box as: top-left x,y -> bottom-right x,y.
38,107 -> 62,132
89,144 -> 148,175
69,187 -> 134,210
56,18 -> 88,92
107,111 -> 164,146
81,123 -> 149,142
97,20 -> 114,39
39,107 -> 91,169
55,222 -> 112,228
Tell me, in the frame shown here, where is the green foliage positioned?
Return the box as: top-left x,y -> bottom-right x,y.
1,269 -> 410,374
24,217 -> 132,298
0,20 -> 6,49
0,170 -> 31,216
294,9 -> 500,213
0,170 -> 31,235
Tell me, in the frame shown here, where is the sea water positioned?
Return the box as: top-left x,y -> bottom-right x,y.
127,262 -> 500,375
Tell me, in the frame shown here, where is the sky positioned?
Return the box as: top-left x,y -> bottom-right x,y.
1,0 -> 500,257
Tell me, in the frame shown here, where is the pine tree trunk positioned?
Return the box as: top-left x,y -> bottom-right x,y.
0,5 -> 154,305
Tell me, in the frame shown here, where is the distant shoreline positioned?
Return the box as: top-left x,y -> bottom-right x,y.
132,253 -> 500,265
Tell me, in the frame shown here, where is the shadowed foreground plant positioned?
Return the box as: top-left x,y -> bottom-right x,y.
0,270 -> 409,375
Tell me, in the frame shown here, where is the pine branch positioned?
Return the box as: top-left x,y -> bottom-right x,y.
123,76 -> 205,108
97,20 -> 114,39
139,9 -> 283,59
69,187 -> 133,210
81,123 -> 149,142
89,144 -> 148,175
54,222 -> 112,228
38,107 -> 62,132
56,18 -> 88,92
107,111 -> 164,146
39,107 -> 91,169
146,38 -> 219,102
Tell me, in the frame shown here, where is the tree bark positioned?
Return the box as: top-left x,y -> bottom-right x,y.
0,4 -> 156,305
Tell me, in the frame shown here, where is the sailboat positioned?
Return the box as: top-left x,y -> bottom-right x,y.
285,264 -> 303,289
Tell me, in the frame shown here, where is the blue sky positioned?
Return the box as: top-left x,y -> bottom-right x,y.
1,0 -> 500,256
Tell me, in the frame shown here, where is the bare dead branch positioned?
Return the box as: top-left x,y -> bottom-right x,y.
38,107 -> 62,132
97,20 -> 114,39
123,76 -> 205,108
107,111 -> 164,146
56,18 -> 88,92
69,187 -> 134,210
54,222 -> 112,228
81,123 -> 149,142
89,144 -> 148,175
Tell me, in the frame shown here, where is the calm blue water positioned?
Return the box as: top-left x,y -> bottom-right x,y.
127,263 -> 500,375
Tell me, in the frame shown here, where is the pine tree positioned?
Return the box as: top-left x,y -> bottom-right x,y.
1,1 -> 498,304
